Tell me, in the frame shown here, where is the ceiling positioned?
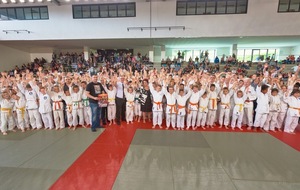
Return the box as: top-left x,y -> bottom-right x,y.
1,36 -> 300,52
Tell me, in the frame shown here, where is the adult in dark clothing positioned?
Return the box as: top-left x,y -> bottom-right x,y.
99,77 -> 108,125
86,74 -> 104,132
138,79 -> 153,123
115,76 -> 126,125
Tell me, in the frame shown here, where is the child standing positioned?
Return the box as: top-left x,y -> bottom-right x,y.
12,93 -> 29,132
62,90 -> 73,128
187,84 -> 206,130
263,88 -> 281,131
176,88 -> 191,130
283,89 -> 300,134
196,92 -> 209,129
0,91 -> 15,135
150,82 -> 164,129
207,84 -> 220,128
219,87 -> 234,129
49,85 -> 65,130
231,90 -> 246,130
125,86 -> 136,124
103,84 -> 117,126
81,81 -> 92,127
70,85 -> 85,130
253,84 -> 270,131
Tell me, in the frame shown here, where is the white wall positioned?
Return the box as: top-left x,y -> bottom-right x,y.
278,47 -> 293,60
292,46 -> 300,56
1,0 -> 300,41
217,47 -> 231,57
0,44 -> 30,71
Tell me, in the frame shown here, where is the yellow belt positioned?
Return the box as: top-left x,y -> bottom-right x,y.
1,108 -> 12,116
236,104 -> 244,112
199,106 -> 207,112
221,102 -> 230,109
67,104 -> 72,113
17,107 -> 26,119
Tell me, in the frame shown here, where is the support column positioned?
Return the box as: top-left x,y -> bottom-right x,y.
83,46 -> 90,61
149,46 -> 154,62
231,44 -> 237,56
161,45 -> 166,61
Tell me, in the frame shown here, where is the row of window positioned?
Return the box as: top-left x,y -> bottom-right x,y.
73,3 -> 136,19
278,0 -> 300,12
0,1 -> 299,21
0,6 -> 49,20
177,0 -> 248,15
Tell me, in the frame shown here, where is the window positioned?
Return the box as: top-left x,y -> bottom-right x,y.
108,5 -> 117,17
237,49 -> 278,62
278,0 -> 300,12
0,6 -> 49,20
73,3 -> 136,19
176,0 -> 248,15
177,2 -> 187,15
216,1 -> 226,14
187,2 -> 197,15
117,4 -> 126,17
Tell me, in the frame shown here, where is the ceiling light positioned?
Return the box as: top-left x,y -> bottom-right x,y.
38,0 -> 43,2
20,0 -> 25,2
29,0 -> 34,2
2,0 -> 8,3
11,0 -> 16,3
47,0 -> 52,1
65,0 -> 71,2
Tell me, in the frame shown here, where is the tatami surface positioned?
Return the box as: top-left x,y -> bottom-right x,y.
0,123 -> 300,190
113,130 -> 300,190
0,128 -> 103,190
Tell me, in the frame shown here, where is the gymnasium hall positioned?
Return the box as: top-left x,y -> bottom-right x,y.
0,0 -> 300,190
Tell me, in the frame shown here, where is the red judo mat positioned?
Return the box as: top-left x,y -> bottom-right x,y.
50,122 -> 300,190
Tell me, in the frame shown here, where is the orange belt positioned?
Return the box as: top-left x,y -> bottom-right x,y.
290,107 -> 300,114
176,104 -> 185,114
210,98 -> 217,110
153,101 -> 162,110
53,101 -> 62,110
188,102 -> 198,114
167,104 -> 176,114
127,101 -> 134,108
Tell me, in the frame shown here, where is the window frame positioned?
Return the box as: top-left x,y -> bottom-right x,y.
72,3 -> 136,19
176,0 -> 248,16
278,0 -> 300,12
0,6 -> 49,21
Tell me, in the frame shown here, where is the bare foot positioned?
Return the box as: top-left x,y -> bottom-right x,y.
201,126 -> 206,130
2,132 -> 8,136
219,126 -> 223,129
225,126 -> 229,129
